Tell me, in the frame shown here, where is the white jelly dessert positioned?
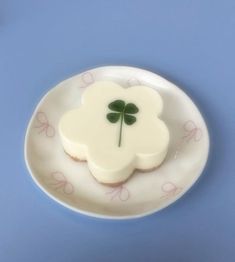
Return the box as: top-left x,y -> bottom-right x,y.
59,81 -> 169,185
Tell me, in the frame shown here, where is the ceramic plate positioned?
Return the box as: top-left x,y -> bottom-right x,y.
24,66 -> 209,219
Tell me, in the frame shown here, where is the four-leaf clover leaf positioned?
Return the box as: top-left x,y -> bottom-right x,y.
107,100 -> 139,147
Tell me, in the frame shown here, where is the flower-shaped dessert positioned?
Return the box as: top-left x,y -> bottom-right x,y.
59,81 -> 169,185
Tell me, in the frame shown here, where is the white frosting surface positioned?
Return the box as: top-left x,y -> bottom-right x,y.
59,81 -> 169,184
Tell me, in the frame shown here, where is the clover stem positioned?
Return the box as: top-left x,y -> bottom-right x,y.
118,111 -> 124,147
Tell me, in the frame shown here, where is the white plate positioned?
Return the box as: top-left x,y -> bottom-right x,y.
24,66 -> 209,219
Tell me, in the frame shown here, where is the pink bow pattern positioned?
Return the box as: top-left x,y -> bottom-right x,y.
106,185 -> 130,202
50,171 -> 74,195
127,77 -> 141,87
182,120 -> 203,142
80,71 -> 95,88
160,182 -> 182,200
174,120 -> 203,159
34,111 -> 55,138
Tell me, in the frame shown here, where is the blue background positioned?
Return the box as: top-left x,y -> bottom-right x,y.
1,1 -> 235,261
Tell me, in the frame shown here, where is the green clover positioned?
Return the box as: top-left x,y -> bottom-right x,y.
106,100 -> 139,147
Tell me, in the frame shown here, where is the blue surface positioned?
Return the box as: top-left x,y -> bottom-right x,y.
1,1 -> 235,261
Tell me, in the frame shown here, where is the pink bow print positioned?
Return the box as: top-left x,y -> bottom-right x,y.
127,77 -> 141,87
174,120 -> 203,159
50,171 -> 74,195
106,185 -> 130,201
160,182 -> 182,199
80,71 -> 94,88
35,112 -> 55,138
182,120 -> 202,142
